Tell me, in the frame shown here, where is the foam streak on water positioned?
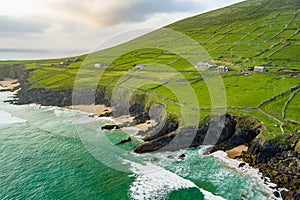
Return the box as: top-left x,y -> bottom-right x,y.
210,151 -> 282,200
0,110 -> 27,124
125,160 -> 225,200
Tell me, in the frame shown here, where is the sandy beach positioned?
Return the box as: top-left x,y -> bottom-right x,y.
0,79 -> 19,90
65,104 -> 156,132
65,105 -> 112,116
225,145 -> 248,160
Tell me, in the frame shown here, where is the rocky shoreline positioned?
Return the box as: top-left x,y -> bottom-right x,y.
243,136 -> 300,199
1,73 -> 299,199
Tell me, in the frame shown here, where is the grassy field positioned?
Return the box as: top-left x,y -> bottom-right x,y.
285,91 -> 300,122
0,0 -> 299,140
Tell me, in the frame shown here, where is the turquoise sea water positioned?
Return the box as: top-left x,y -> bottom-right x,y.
0,91 -> 279,200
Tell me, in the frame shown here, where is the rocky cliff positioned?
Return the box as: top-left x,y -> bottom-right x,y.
134,114 -> 261,153
243,135 -> 300,199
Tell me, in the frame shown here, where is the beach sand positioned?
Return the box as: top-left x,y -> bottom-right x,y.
225,145 -> 248,161
65,105 -> 112,116
65,105 -> 156,132
0,79 -> 19,90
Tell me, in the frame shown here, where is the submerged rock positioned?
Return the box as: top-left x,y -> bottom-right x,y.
116,137 -> 131,145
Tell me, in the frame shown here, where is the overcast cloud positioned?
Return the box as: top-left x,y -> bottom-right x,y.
48,0 -> 207,27
0,15 -> 47,37
0,0 -> 244,59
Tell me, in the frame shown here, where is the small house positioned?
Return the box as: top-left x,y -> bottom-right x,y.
217,66 -> 229,72
254,66 -> 267,73
58,61 -> 69,67
195,62 -> 215,68
135,64 -> 146,70
94,63 -> 108,68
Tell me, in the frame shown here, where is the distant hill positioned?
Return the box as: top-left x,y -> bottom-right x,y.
167,0 -> 300,68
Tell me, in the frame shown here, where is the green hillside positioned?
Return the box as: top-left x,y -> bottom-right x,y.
167,0 -> 300,68
1,0 -> 300,140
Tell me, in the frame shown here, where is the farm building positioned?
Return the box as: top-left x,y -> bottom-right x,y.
254,66 -> 267,73
94,63 -> 108,68
136,64 -> 146,70
217,66 -> 229,72
58,61 -> 69,67
195,62 -> 215,68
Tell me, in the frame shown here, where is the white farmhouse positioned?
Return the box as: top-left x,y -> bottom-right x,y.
195,62 -> 215,68
217,66 -> 229,72
136,64 -> 146,70
254,66 -> 267,73
94,63 -> 108,68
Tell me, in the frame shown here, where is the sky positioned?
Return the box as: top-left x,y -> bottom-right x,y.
0,0 -> 244,59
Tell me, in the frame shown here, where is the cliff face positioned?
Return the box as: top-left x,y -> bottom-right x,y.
243,136 -> 300,199
134,114 -> 261,153
14,79 -> 111,107
0,64 -> 24,81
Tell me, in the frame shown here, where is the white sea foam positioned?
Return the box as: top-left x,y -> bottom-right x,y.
199,189 -> 227,200
125,160 -> 226,200
0,110 -> 27,124
198,145 -> 214,156
98,117 -> 116,123
120,127 -> 141,137
210,151 -> 282,200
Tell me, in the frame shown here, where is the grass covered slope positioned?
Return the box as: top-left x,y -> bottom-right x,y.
0,0 -> 299,140
167,0 -> 300,69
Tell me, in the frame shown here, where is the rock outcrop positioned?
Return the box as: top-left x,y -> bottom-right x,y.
134,114 -> 261,153
101,125 -> 120,130
243,134 -> 300,199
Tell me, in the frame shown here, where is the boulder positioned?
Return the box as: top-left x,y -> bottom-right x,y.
239,163 -> 246,168
101,125 -> 120,130
98,112 -> 113,117
116,137 -> 131,145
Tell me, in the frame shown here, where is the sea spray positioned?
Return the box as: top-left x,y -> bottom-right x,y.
124,160 -> 225,200
0,110 -> 27,125
210,151 -> 282,200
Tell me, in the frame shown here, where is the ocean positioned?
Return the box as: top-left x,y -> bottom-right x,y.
0,90 -> 280,200
0,49 -> 89,61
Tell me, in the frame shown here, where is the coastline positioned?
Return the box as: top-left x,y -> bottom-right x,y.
2,80 -> 298,199
64,104 -> 156,132
210,151 -> 284,199
65,105 -> 112,116
0,79 -> 19,90
225,145 -> 248,161
63,102 -> 299,198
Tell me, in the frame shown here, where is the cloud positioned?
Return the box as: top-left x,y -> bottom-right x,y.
0,15 -> 44,35
0,0 -> 244,58
46,0 -> 203,27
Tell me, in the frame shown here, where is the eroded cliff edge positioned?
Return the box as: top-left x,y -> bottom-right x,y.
1,64 -> 299,199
